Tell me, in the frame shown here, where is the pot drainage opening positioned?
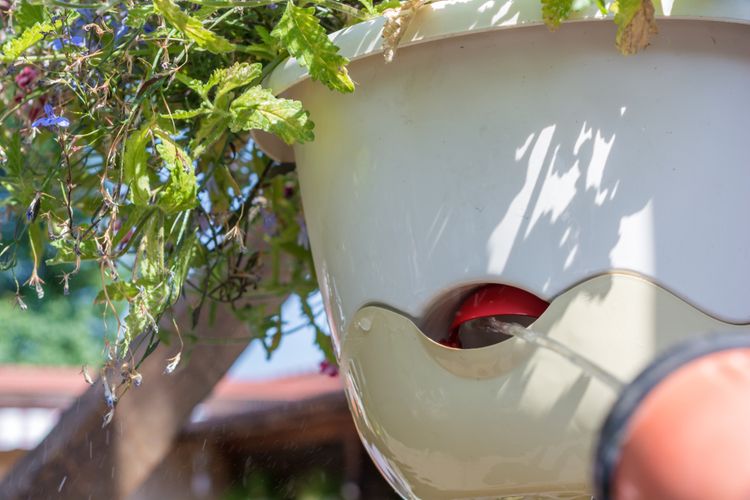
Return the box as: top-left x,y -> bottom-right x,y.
432,284 -> 549,349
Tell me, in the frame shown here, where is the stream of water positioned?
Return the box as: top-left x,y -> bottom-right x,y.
501,323 -> 625,393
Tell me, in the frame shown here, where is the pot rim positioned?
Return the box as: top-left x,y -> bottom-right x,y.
254,0 -> 750,160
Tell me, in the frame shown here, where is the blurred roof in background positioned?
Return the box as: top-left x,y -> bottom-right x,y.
0,365 -> 342,454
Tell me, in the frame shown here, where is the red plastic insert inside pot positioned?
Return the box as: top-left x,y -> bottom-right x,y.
441,285 -> 549,349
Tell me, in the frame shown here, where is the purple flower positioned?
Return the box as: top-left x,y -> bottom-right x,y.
319,360 -> 339,377
261,209 -> 278,235
15,67 -> 38,91
31,103 -> 70,129
296,216 -> 309,250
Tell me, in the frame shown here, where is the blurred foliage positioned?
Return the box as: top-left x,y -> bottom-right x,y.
224,467 -> 341,500
0,221 -> 105,365
0,296 -> 102,365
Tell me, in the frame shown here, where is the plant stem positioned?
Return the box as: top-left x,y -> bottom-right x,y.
43,0 -> 118,9
187,0 -> 281,7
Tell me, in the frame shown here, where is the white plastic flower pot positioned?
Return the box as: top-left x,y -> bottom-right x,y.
255,1 -> 750,497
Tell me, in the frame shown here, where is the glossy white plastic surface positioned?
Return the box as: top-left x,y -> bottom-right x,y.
253,5 -> 750,498
284,19 -> 750,346
260,0 -> 750,99
342,274 -> 750,498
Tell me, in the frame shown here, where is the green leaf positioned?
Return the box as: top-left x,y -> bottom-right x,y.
216,164 -> 242,197
268,324 -> 283,356
28,221 -> 45,266
229,86 -> 314,144
541,0 -> 604,28
94,281 -> 140,303
154,132 -> 198,214
176,63 -> 261,104
111,205 -> 146,249
122,280 -> 166,351
271,1 -> 354,93
160,108 -> 210,120
194,4 -> 219,20
120,215 -> 173,351
0,21 -> 57,62
168,232 -> 198,303
246,26 -> 282,61
201,71 -> 224,97
153,0 -> 234,54
375,0 -> 400,14
47,239 -> 99,266
14,1 -> 47,31
315,328 -> 335,363
140,213 -> 166,282
541,0 -> 574,28
213,62 -> 262,99
4,133 -> 23,178
611,0 -> 658,55
242,43 -> 279,62
174,72 -> 209,98
190,113 -> 229,158
126,4 -> 156,29
123,124 -> 153,207
300,296 -> 335,363
255,25 -> 275,46
357,0 -> 376,16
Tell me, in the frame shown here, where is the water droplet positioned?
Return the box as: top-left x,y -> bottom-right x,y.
357,317 -> 372,332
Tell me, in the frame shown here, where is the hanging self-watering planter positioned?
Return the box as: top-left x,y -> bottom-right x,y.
255,1 -> 750,498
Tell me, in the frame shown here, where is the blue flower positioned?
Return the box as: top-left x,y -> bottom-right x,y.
78,8 -> 95,22
113,21 -> 129,41
31,103 -> 70,129
261,209 -> 278,235
26,192 -> 41,222
111,5 -> 130,42
50,10 -> 92,50
50,8 -> 131,51
50,33 -> 86,50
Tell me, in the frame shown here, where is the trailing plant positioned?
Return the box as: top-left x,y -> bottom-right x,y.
0,0 -> 658,415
